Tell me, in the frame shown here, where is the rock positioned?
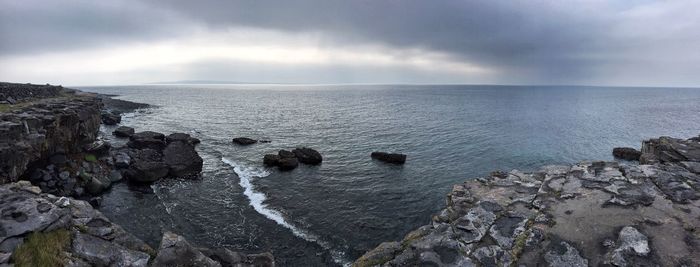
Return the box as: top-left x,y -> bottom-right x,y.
354,242 -> 401,267
86,175 -> 112,195
89,197 -> 102,208
199,248 -> 275,267
152,232 -> 221,267
232,137 -> 257,145
124,149 -> 169,183
55,197 -> 70,208
613,147 -> 642,161
292,147 -> 323,165
113,151 -> 131,169
112,126 -> 135,138
606,226 -> 651,266
71,232 -> 150,267
100,112 -> 121,125
83,140 -> 111,155
49,153 -> 68,165
263,154 -> 280,167
127,131 -> 166,150
278,150 -> 295,159
371,152 -> 407,164
544,241 -> 588,267
166,132 -> 200,145
277,157 -> 299,171
163,141 -> 203,178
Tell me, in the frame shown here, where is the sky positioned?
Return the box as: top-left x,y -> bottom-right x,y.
0,0 -> 699,87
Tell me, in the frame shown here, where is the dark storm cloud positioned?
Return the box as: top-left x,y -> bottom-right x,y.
0,0 -> 187,55
1,0 -> 699,85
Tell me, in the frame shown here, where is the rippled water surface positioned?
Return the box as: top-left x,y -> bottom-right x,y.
79,84 -> 700,266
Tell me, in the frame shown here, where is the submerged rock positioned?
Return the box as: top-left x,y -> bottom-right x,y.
232,137 -> 257,145
112,126 -> 135,138
613,147 -> 642,161
371,152 -> 407,164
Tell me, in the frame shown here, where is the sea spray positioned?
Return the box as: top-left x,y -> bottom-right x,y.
221,157 -> 350,266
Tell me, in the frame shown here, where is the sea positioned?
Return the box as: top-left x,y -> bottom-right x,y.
78,84 -> 700,266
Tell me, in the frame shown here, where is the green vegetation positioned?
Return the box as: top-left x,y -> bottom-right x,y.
84,154 -> 97,162
12,229 -> 71,267
0,104 -> 11,113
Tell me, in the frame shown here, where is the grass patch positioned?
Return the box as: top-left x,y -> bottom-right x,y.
12,229 -> 71,267
0,104 -> 11,113
84,154 -> 97,162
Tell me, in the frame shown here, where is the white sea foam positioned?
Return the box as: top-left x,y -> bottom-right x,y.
221,157 -> 350,266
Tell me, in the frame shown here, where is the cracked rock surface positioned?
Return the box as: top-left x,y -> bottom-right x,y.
354,134 -> 700,267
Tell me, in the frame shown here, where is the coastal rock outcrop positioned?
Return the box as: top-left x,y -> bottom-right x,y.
292,147 -> 323,165
101,111 -> 121,125
125,131 -> 203,182
370,152 -> 407,164
612,147 -> 642,161
113,126 -> 135,138
355,134 -> 700,267
163,140 -> 204,178
128,131 -> 167,150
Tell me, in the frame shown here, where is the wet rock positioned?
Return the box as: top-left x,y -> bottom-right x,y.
353,242 -> 401,267
83,140 -> 111,155
613,147 -> 642,161
166,132 -> 200,145
112,126 -> 135,138
152,232 -> 221,267
371,152 -> 407,164
124,160 -> 169,183
292,147 -> 323,165
263,154 -> 280,167
163,141 -> 203,178
606,226 -> 651,267
127,131 -> 166,150
113,151 -> 131,169
232,137 -> 257,145
100,112 -> 121,125
278,149 -> 295,159
277,157 -> 299,171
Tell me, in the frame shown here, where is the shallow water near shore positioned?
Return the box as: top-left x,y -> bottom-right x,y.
79,84 -> 700,266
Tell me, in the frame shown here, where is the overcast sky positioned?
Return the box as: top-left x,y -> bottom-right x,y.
1,0 -> 699,87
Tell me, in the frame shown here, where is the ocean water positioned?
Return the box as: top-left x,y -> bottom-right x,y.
79,84 -> 700,266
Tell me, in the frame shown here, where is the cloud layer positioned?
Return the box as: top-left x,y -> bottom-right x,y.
1,0 -> 699,86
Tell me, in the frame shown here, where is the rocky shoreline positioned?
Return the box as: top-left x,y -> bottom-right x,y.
354,135 -> 700,266
0,83 -> 274,266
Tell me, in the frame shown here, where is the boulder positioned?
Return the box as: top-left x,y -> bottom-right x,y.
86,175 -> 112,195
113,151 -> 131,169
166,132 -> 200,145
128,131 -> 166,150
232,137 -> 258,145
152,232 -> 221,267
101,112 -> 121,125
83,140 -> 111,155
277,157 -> 299,171
199,248 -> 275,267
371,152 -> 407,164
612,147 -> 642,161
71,231 -> 150,267
263,154 -> 280,167
292,147 -> 323,165
124,149 -> 168,183
278,150 -> 295,159
112,126 -> 135,138
163,141 -> 203,178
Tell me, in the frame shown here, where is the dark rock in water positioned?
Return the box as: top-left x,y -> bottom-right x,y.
166,132 -> 199,145
86,175 -> 112,195
292,147 -> 323,165
124,149 -> 168,183
83,140 -> 111,155
259,140 -> 272,143
233,137 -> 258,145
151,232 -> 221,267
199,247 -> 275,267
263,154 -> 280,167
113,151 -> 131,169
278,149 -> 295,159
128,131 -> 166,150
101,112 -> 121,125
371,152 -> 407,164
613,147 -> 642,161
277,157 -> 299,171
112,126 -> 135,138
163,141 -> 203,178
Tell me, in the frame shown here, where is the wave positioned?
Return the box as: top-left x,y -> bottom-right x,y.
221,157 -> 350,266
